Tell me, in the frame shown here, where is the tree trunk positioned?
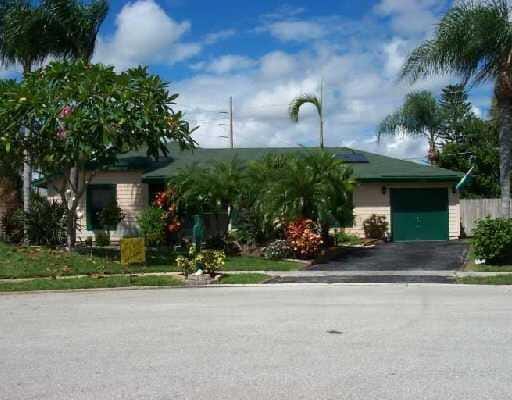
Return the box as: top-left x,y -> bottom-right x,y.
22,63 -> 32,245
22,128 -> 31,245
320,117 -> 324,149
497,96 -> 512,217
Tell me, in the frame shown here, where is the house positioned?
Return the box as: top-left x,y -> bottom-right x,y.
45,145 -> 464,242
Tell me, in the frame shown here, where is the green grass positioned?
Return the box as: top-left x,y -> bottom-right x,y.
218,273 -> 270,284
0,242 -> 303,280
223,256 -> 302,271
458,274 -> 512,285
463,242 -> 512,272
0,275 -> 183,292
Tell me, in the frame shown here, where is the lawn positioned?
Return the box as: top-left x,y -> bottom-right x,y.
218,273 -> 271,285
0,275 -> 183,292
0,242 -> 303,279
463,243 -> 512,273
458,275 -> 512,285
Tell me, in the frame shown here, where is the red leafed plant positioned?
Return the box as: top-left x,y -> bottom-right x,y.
285,219 -> 323,259
153,190 -> 182,234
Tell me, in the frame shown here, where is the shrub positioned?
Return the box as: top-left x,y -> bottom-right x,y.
473,217 -> 512,264
120,237 -> 146,266
176,256 -> 195,278
137,207 -> 166,246
263,240 -> 292,260
1,195 -> 67,246
98,200 -> 125,230
95,231 -> 111,247
286,219 -> 323,259
196,250 -> 226,277
363,214 -> 389,240
26,195 -> 67,246
336,231 -> 362,246
2,208 -> 24,243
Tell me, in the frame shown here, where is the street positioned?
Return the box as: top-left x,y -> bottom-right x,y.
1,284 -> 512,399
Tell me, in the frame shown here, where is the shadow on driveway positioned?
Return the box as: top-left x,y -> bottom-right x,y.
310,241 -> 469,272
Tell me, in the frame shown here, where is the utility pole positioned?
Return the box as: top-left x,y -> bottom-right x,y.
229,96 -> 234,149
218,96 -> 235,149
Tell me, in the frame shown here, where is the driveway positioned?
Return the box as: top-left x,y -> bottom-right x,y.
311,241 -> 469,272
1,285 -> 512,400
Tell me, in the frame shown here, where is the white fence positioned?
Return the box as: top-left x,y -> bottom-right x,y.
460,198 -> 512,236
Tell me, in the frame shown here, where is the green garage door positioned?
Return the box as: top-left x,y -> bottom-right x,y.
391,188 -> 449,241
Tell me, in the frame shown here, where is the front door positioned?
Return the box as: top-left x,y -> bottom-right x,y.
391,188 -> 449,241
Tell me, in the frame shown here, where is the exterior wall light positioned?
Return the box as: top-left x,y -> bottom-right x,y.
381,186 -> 387,195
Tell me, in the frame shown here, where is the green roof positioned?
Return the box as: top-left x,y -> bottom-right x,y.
116,145 -> 463,184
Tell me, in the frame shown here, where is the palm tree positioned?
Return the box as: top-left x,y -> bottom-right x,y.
289,81 -> 325,148
0,0 -> 109,244
44,0 -> 108,62
0,0 -> 59,243
378,91 -> 442,165
400,0 -> 512,217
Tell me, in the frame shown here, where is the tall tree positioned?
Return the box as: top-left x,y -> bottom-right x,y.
44,0 -> 108,62
289,82 -> 325,148
0,0 -> 57,243
438,85 -> 475,143
0,61 -> 196,249
378,91 -> 442,165
400,0 -> 512,216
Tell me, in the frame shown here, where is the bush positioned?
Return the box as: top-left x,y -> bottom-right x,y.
98,201 -> 125,230
2,208 -> 24,243
137,207 -> 166,246
363,214 -> 388,240
95,231 -> 110,247
196,250 -> 226,277
473,217 -> 512,264
176,256 -> 195,278
336,231 -> 362,246
263,240 -> 292,260
120,237 -> 146,266
286,219 -> 323,259
1,195 -> 67,246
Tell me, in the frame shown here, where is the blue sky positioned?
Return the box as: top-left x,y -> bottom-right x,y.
3,0 -> 494,160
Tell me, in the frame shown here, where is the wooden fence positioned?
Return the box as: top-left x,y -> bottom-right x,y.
460,198 -> 512,236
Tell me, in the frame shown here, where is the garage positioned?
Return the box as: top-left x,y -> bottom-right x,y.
390,188 -> 449,241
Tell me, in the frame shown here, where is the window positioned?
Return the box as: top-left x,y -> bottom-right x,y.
86,184 -> 117,230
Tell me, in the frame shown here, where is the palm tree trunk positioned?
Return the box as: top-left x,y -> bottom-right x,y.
498,97 -> 512,217
320,117 -> 324,149
22,63 -> 32,245
22,133 -> 31,245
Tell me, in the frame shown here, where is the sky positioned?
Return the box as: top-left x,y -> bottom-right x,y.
2,0 -> 496,161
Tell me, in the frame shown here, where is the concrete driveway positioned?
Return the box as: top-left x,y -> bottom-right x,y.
2,285 -> 512,400
311,241 -> 469,272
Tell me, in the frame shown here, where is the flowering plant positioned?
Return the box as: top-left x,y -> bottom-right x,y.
153,190 -> 182,234
285,219 -> 323,259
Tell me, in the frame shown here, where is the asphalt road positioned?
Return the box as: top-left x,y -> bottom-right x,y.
311,241 -> 469,271
2,284 -> 512,400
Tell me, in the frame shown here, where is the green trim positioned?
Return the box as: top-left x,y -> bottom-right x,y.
86,184 -> 117,231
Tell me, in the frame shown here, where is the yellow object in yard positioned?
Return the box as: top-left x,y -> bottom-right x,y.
120,238 -> 146,266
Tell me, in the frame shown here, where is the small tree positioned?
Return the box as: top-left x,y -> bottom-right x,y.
0,61 -> 196,249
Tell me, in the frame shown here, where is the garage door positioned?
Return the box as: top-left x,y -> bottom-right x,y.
391,188 -> 449,241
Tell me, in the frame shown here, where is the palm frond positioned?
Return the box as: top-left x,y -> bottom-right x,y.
401,0 -> 512,86
288,94 -> 322,123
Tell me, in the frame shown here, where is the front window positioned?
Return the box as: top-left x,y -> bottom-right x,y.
86,185 -> 117,230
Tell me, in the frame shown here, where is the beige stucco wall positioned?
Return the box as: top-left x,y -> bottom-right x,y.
47,172 -> 461,243
345,182 -> 460,240
47,172 -> 149,242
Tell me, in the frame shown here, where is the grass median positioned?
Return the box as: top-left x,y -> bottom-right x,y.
0,275 -> 183,292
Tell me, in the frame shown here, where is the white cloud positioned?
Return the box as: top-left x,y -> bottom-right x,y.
261,20 -> 327,42
374,0 -> 446,36
204,29 -> 236,45
93,0 -> 200,70
198,55 -> 256,75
